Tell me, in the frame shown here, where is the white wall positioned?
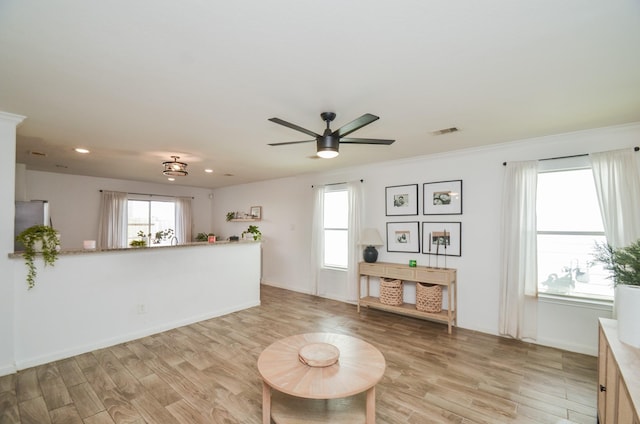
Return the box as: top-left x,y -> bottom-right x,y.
0,112 -> 25,376
23,170 -> 217,249
211,123 -> 640,355
10,242 -> 261,371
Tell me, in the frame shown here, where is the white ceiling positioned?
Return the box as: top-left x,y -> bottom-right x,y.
1,1 -> 639,189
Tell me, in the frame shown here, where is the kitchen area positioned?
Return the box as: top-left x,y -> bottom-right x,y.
4,158 -> 262,375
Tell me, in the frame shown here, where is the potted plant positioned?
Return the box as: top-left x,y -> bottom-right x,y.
226,212 -> 236,222
153,228 -> 174,244
15,224 -> 60,289
130,230 -> 148,248
242,225 -> 262,241
195,232 -> 216,242
593,239 -> 640,347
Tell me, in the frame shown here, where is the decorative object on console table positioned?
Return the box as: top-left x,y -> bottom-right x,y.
379,278 -> 403,306
15,224 -> 60,289
423,179 -> 462,215
386,221 -> 420,253
358,228 -> 384,263
421,222 -> 461,257
593,239 -> 640,348
385,184 -> 418,216
416,283 -> 442,313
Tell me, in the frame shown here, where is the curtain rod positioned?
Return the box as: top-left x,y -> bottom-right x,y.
311,179 -> 363,188
99,190 -> 194,199
502,146 -> 639,166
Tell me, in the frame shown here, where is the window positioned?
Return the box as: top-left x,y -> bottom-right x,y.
536,165 -> 613,300
323,189 -> 348,268
127,200 -> 175,246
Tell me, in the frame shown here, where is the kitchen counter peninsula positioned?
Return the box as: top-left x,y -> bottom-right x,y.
9,239 -> 261,371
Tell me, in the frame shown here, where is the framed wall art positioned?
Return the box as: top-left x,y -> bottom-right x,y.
421,221 -> 461,256
423,180 -> 462,215
386,221 -> 420,253
250,206 -> 262,220
385,184 -> 418,216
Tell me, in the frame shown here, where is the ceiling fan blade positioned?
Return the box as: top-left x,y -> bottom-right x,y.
268,118 -> 321,138
333,113 -> 379,138
339,137 -> 395,145
268,139 -> 315,146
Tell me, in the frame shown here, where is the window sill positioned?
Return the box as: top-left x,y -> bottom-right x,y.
322,266 -> 347,272
538,293 -> 613,310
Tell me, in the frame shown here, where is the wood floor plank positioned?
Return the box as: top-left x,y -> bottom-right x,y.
2,285 -> 598,424
137,373 -> 181,407
36,363 -> 73,411
0,390 -> 20,424
15,369 -> 40,403
67,382 -> 105,419
49,404 -> 83,424
82,411 -> 116,424
56,359 -> 86,387
17,396 -> 51,424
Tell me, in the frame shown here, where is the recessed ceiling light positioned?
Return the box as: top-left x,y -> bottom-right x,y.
167,177 -> 175,181
74,148 -> 90,154
204,169 -> 213,173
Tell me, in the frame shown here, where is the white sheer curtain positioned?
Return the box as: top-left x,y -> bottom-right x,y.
310,186 -> 324,295
499,160 -> 539,341
346,181 -> 363,302
97,190 -> 128,249
175,197 -> 193,244
590,148 -> 640,249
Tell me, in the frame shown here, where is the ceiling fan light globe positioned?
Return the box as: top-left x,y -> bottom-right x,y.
317,149 -> 339,159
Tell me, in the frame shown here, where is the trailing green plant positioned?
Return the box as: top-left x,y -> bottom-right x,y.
226,211 -> 236,221
15,225 -> 60,289
592,239 -> 640,286
242,224 -> 262,241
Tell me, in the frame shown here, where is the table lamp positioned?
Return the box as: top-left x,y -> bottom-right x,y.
359,228 -> 384,263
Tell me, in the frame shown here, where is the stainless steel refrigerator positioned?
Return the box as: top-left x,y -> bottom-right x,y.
14,200 -> 51,251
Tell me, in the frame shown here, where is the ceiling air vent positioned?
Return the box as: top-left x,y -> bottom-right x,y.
431,127 -> 459,136
29,150 -> 48,157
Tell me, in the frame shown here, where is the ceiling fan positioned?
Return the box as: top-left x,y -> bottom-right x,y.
268,112 -> 395,158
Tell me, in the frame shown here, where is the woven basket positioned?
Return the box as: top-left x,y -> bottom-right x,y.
379,278 -> 403,306
416,283 -> 442,313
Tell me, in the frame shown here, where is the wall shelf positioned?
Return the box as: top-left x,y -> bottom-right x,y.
229,218 -> 259,222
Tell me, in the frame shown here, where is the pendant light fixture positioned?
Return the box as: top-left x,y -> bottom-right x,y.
162,156 -> 188,176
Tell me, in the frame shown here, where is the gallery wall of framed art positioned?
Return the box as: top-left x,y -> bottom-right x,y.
384,180 -> 463,256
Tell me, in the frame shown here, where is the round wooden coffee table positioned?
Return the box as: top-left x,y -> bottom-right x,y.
257,333 -> 386,423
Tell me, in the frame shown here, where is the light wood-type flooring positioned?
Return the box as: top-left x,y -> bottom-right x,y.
1,285 -> 597,423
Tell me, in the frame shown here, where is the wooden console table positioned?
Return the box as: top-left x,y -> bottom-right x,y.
357,262 -> 457,333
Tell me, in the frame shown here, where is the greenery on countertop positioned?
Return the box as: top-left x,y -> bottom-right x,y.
130,230 -> 148,247
242,225 -> 261,241
196,232 -> 216,242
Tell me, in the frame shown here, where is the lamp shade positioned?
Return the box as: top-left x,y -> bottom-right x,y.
359,228 -> 384,246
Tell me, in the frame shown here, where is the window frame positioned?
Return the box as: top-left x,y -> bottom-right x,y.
127,197 -> 176,247
321,186 -> 349,270
535,157 -> 613,302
